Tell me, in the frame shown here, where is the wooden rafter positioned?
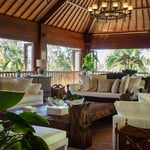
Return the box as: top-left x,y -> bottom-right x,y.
40,0 -> 67,24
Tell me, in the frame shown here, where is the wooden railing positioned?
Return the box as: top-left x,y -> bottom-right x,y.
0,71 -> 149,87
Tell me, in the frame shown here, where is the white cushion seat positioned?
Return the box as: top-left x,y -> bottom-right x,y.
33,125 -> 68,150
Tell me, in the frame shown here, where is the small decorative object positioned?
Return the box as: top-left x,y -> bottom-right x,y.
64,94 -> 84,106
36,59 -> 46,75
47,96 -> 64,106
47,105 -> 68,115
23,106 -> 36,113
16,69 -> 21,77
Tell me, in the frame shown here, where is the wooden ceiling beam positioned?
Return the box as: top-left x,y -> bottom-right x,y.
40,0 -> 67,24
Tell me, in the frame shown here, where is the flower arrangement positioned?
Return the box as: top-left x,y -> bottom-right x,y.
0,91 -> 49,150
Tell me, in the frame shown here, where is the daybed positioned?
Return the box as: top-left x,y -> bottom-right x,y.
67,74 -> 145,102
112,93 -> 150,150
0,77 -> 43,109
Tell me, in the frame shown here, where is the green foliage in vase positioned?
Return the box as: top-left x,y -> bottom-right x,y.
82,53 -> 99,72
64,94 -> 83,101
0,91 -> 49,150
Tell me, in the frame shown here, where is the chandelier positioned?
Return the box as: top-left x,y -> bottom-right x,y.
88,0 -> 133,22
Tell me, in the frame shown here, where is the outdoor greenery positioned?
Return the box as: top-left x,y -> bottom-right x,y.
0,40 -> 24,71
106,49 -> 150,73
47,45 -> 73,71
0,91 -> 49,150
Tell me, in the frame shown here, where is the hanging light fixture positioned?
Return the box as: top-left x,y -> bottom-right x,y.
88,0 -> 133,22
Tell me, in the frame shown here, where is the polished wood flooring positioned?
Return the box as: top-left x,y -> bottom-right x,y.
68,116 -> 112,150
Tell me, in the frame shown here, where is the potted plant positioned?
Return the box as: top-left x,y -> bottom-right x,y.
82,53 -> 99,75
0,91 -> 49,150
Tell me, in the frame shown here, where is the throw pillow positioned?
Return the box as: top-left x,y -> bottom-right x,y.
128,77 -> 142,92
98,79 -> 115,92
90,74 -> 107,91
111,79 -> 120,93
119,75 -> 130,94
79,75 -> 90,91
15,78 -> 33,94
28,83 -> 41,95
0,77 -> 15,91
138,93 -> 150,103
114,101 -> 150,118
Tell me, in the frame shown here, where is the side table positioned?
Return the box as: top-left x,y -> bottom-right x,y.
115,120 -> 150,150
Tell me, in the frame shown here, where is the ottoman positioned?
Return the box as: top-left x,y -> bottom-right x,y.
33,125 -> 68,150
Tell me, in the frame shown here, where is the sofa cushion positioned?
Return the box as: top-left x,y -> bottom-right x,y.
0,77 -> 15,91
128,76 -> 142,92
114,101 -> 150,118
79,75 -> 90,91
119,75 -> 130,94
14,78 -> 32,94
98,79 -> 114,92
90,74 -> 107,91
111,79 -> 120,93
28,83 -> 41,94
138,93 -> 150,103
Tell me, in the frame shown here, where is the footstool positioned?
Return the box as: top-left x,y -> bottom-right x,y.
33,125 -> 68,150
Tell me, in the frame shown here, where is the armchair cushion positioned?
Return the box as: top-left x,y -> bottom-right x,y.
138,93 -> 150,103
68,83 -> 81,92
28,83 -> 41,94
114,101 -> 150,118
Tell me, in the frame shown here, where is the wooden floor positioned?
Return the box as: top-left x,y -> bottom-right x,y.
68,116 -> 113,150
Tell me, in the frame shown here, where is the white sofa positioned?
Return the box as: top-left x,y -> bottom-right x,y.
0,77 -> 43,109
68,74 -> 145,102
112,93 -> 150,150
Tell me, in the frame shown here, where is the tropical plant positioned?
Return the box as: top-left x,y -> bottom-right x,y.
82,53 -> 99,73
0,40 -> 24,71
0,91 -> 49,150
106,49 -> 150,73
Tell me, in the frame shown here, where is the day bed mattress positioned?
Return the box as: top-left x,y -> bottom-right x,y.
72,91 -> 121,99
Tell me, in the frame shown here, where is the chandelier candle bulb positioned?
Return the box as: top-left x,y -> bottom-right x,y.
92,4 -> 98,10
123,2 -> 128,9
128,5 -> 133,11
113,2 -> 119,8
88,7 -> 93,12
102,2 -> 107,8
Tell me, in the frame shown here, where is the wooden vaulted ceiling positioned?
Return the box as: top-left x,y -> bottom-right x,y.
0,0 -> 150,35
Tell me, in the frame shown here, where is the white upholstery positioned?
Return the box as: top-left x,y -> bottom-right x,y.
33,125 -> 68,150
0,77 -> 43,109
72,91 -> 121,99
112,100 -> 150,150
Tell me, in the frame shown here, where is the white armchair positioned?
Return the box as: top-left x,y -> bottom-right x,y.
112,97 -> 150,150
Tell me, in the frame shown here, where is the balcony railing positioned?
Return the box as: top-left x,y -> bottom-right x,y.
0,71 -> 149,87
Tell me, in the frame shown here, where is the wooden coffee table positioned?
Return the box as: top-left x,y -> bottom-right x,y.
10,103 -> 92,149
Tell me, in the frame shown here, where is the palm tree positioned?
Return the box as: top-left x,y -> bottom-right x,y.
106,49 -> 150,72
0,40 -> 24,71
